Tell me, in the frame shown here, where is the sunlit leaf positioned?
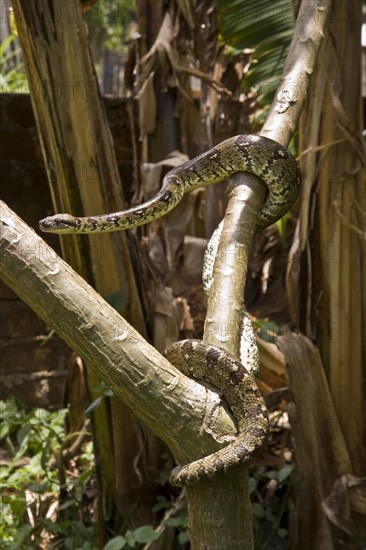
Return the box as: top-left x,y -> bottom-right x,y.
218,0 -> 295,103
103,536 -> 126,550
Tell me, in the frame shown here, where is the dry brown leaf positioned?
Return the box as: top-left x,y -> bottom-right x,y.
140,11 -> 176,89
153,286 -> 183,351
141,151 -> 189,199
183,236 -> 208,284
277,334 -> 355,548
144,233 -> 169,279
322,474 -> 366,542
176,0 -> 195,29
258,337 -> 287,391
163,192 -> 199,271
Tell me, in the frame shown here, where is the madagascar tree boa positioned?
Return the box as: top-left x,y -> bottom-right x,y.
40,134 -> 300,486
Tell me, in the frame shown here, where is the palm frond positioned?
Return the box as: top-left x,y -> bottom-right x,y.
218,0 -> 295,103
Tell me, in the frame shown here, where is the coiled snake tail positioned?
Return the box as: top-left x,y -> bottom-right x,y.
165,340 -> 268,487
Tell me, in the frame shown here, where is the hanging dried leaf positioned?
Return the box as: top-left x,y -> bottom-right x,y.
141,151 -> 189,199
176,0 -> 195,29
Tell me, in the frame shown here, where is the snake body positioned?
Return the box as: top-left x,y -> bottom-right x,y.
39,134 -> 300,485
39,134 -> 299,234
165,340 -> 268,486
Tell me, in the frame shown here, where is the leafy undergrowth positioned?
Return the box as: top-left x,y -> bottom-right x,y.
250,409 -> 296,550
0,397 -> 295,549
0,398 -> 96,549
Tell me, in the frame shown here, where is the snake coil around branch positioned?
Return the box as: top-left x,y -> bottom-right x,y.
40,134 -> 300,486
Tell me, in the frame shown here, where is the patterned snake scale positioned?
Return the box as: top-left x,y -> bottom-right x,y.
165,339 -> 269,486
40,134 -> 300,486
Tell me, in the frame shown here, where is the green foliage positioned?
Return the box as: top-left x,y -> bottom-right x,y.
0,399 -> 294,548
0,34 -> 29,93
0,397 -> 95,548
0,397 -> 67,474
104,526 -> 160,549
156,452 -> 175,486
85,383 -> 114,415
253,319 -> 280,344
216,0 -> 300,233
103,499 -> 188,549
86,0 -> 136,52
0,399 -> 189,549
153,493 -> 190,546
217,0 -> 295,106
250,464 -> 296,549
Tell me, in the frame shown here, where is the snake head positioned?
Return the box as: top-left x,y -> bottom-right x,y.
39,213 -> 80,233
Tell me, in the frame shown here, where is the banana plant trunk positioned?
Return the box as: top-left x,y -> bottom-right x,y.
11,0 -> 164,537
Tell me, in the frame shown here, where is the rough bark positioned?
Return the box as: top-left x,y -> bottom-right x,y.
0,200 -> 239,459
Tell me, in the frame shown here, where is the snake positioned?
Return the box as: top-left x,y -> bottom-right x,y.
165,339 -> 268,486
39,134 -> 300,485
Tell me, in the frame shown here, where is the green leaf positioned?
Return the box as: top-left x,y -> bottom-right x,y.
152,495 -> 171,512
28,481 -> 48,493
278,463 -> 294,483
133,526 -> 160,543
248,476 -> 257,494
77,469 -> 95,485
165,517 -> 186,528
218,0 -> 295,104
265,507 -> 276,523
252,502 -> 266,519
124,531 -> 137,547
8,524 -> 33,549
0,421 -> 10,439
103,536 -> 126,550
277,527 -> 288,538
90,382 -> 114,396
59,499 -> 77,511
178,530 -> 190,545
266,470 -> 279,480
0,34 -> 16,57
257,321 -> 280,343
85,397 -> 104,414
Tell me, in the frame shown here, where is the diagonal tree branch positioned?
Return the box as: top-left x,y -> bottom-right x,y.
0,199 -> 237,466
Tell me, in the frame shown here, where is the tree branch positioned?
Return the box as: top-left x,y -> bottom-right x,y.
262,0 -> 334,145
191,0 -> 334,546
0,200 -> 237,466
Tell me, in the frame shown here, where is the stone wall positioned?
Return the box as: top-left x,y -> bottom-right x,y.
0,93 -> 136,408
